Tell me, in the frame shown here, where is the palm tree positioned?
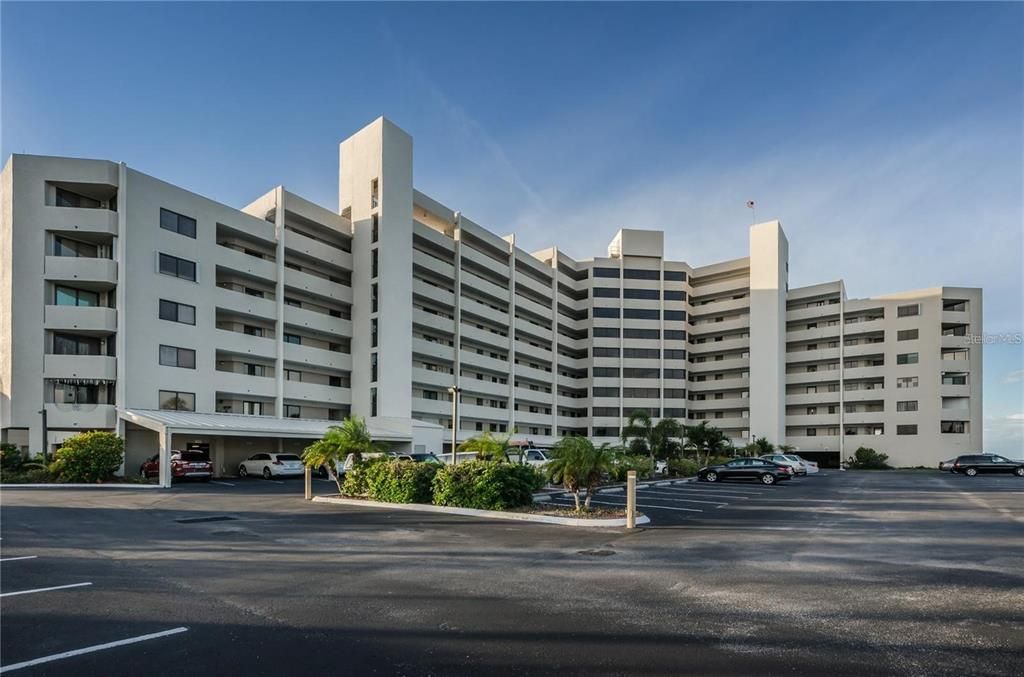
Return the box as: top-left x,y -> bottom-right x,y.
649,418 -> 684,461
301,416 -> 385,494
778,444 -> 796,453
620,410 -> 654,461
457,432 -> 512,462
752,436 -> 775,455
544,437 -> 615,511
684,421 -> 729,466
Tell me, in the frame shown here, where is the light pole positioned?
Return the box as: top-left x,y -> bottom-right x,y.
38,408 -> 48,463
448,385 -> 462,464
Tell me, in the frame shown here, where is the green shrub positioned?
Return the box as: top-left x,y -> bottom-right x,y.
48,431 -> 124,483
0,466 -> 52,484
667,458 -> 700,477
365,459 -> 438,503
432,461 -> 544,510
846,447 -> 891,470
1,443 -> 25,470
608,455 -> 654,482
341,455 -> 387,496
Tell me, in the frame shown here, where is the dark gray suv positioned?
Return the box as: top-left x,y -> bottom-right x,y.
951,454 -> 1024,477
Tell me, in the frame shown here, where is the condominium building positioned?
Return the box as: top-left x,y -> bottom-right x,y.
1,117 -> 982,476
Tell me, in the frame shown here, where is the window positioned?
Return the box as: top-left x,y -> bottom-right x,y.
592,387 -> 619,397
371,248 -> 378,278
623,288 -> 658,300
806,429 -> 817,437
53,333 -> 101,355
896,400 -> 918,412
284,405 -> 301,419
159,390 -> 195,411
897,329 -> 918,341
624,328 -> 660,339
623,368 -> 658,379
370,178 -> 379,208
370,387 -> 378,417
284,369 -> 301,381
663,270 -> 686,282
54,236 -> 98,258
242,401 -> 264,416
897,353 -> 919,365
283,333 -> 301,345
245,363 -> 266,377
942,373 -> 968,385
943,300 -> 967,312
663,369 -> 686,379
55,187 -> 101,208
371,353 -> 378,382
897,376 -> 919,389
623,308 -> 659,320
285,297 -> 301,307
159,345 -> 196,369
664,330 -> 686,340
664,290 -> 686,301
897,304 -> 920,317
623,269 -> 659,280
664,310 -> 686,321
593,307 -> 620,319
159,208 -> 197,238
897,425 -> 918,435
159,253 -> 196,281
664,388 -> 686,398
371,214 -> 379,243
371,318 -> 378,348
664,349 -> 686,360
592,267 -> 619,278
55,285 -> 99,307
243,325 -> 263,337
593,367 -> 619,378
593,287 -> 619,298
159,299 -> 196,325
593,347 -> 619,358
941,421 -> 966,434
592,407 -> 619,417
371,283 -> 378,313
593,327 -> 619,338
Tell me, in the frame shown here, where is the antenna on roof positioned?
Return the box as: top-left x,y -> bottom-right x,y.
746,200 -> 756,226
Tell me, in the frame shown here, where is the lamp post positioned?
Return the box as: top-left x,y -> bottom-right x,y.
448,385 -> 462,464
38,408 -> 48,463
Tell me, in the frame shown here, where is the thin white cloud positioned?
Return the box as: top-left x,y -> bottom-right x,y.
1005,369 -> 1024,384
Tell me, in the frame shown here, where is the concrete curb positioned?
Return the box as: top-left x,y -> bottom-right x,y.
312,495 -> 651,527
1,483 -> 163,489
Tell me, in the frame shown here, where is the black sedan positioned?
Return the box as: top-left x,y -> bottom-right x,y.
698,458 -> 793,485
951,454 -> 1024,477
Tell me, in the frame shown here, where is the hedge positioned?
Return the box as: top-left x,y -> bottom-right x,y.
608,455 -> 654,482
48,431 -> 124,483
667,458 -> 701,477
432,461 -> 544,510
365,459 -> 438,504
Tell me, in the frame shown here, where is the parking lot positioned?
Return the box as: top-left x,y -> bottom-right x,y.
2,470 -> 1022,676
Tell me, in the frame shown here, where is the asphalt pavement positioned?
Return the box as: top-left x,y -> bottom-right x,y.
1,470 -> 1022,676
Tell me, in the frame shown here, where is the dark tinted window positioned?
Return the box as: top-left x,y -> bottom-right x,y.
181,451 -> 209,462
624,269 -> 659,280
593,267 -> 619,278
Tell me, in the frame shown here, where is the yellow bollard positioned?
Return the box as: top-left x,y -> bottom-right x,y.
626,470 -> 636,529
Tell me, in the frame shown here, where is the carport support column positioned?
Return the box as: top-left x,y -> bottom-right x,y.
626,470 -> 637,529
158,426 -> 172,488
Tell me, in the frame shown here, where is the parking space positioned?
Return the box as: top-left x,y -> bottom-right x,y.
2,470 -> 1022,676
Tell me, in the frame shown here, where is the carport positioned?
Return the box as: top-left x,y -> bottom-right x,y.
118,409 -> 443,487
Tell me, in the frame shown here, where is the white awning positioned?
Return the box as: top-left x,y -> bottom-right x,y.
119,409 -> 440,442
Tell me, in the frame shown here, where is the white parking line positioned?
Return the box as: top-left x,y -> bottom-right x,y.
0,556 -> 38,563
0,582 -> 92,598
549,496 -> 703,512
0,627 -> 189,673
656,488 -> 755,499
209,480 -> 235,487
626,490 -> 727,506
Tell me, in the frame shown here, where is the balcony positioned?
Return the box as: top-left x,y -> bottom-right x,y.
690,277 -> 749,298
514,410 -> 551,427
44,403 -> 117,429
414,282 -> 456,309
940,383 -> 971,398
460,403 -> 509,423
515,270 -> 552,299
461,269 -> 510,305
214,371 -> 277,399
461,350 -> 509,374
514,338 -> 552,361
43,354 -> 116,381
215,246 -> 277,281
461,378 -> 509,398
786,326 -> 841,344
515,362 -> 553,384
514,294 -> 553,321
690,356 -> 750,374
785,347 -> 840,364
214,329 -> 277,359
843,342 -> 885,358
215,287 -> 277,320
843,318 -> 886,337
843,411 -> 885,425
412,308 -> 455,336
44,205 -> 118,236
284,343 -> 351,372
461,245 -> 509,275
412,337 -> 455,363
412,397 -> 451,418
689,316 -> 749,337
785,435 -> 839,451
461,296 -> 509,327
785,413 -> 841,428
692,296 -> 750,317
688,375 -> 749,392
688,398 -> 747,412
941,335 -> 972,350
413,248 -> 455,280
284,305 -> 351,337
44,305 -> 117,333
785,369 -> 840,385
691,336 -> 749,355
283,268 -> 352,304
843,388 -> 885,403
284,380 -> 350,405
785,392 -> 839,406
785,305 -> 840,323
514,386 -> 552,405
284,229 -> 352,271
461,324 -> 510,351
44,256 -> 117,286
412,367 -> 456,389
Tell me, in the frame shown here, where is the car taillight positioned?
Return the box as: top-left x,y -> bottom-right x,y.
954,461 -> 960,467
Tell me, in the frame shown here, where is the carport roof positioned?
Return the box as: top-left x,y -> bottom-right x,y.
119,409 -> 439,442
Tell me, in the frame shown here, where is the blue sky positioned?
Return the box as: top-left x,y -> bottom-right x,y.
3,2 -> 1021,453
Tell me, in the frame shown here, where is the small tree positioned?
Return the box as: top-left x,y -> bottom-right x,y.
301,416 -> 386,494
621,410 -> 654,463
457,432 -> 512,463
847,447 -> 891,470
684,422 -> 730,466
544,437 -> 615,511
49,431 -> 124,483
622,411 -> 684,463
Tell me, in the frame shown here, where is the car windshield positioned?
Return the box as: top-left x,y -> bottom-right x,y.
783,455 -> 801,462
180,451 -> 208,462
275,454 -> 301,461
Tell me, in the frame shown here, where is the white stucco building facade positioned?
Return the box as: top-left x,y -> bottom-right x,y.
1,117 -> 983,471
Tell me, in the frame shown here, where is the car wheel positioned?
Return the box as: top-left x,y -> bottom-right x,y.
263,467 -> 272,480
238,465 -> 248,478
704,471 -> 717,483
760,473 -> 776,485
1015,467 -> 1024,477
965,467 -> 978,477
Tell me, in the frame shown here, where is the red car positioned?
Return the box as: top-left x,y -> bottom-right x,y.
140,450 -> 213,481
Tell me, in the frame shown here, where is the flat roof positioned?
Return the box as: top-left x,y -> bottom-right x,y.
119,409 -> 440,442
